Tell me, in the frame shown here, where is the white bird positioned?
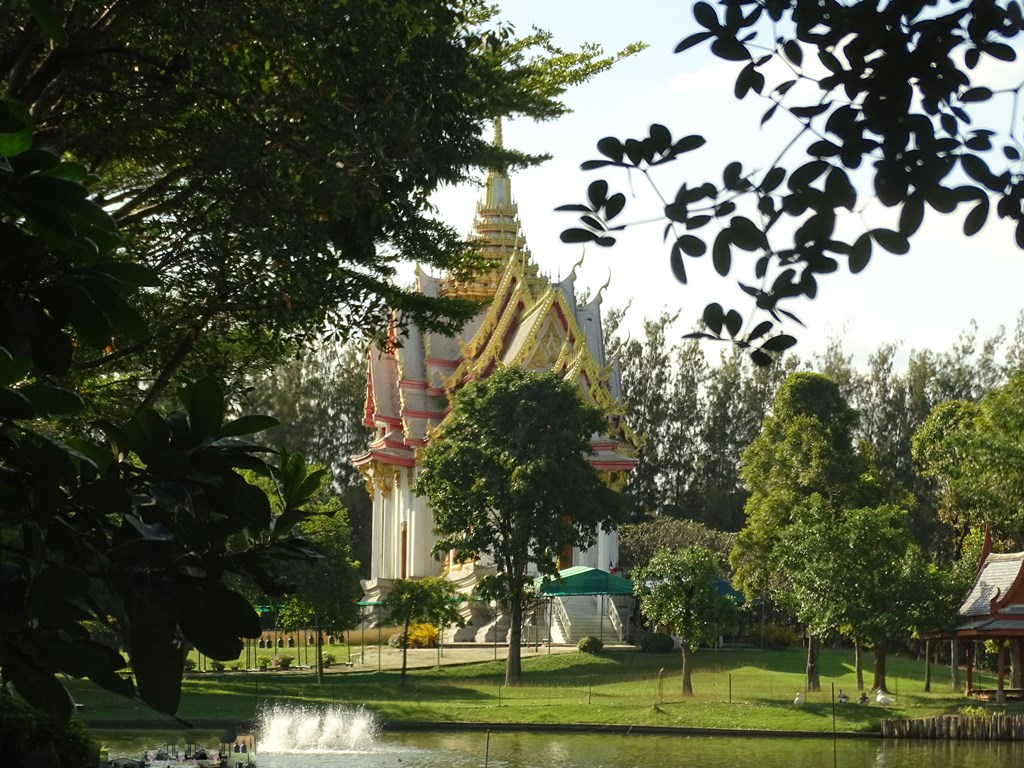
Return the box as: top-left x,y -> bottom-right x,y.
794,692 -> 805,707
876,690 -> 895,705
837,690 -> 850,704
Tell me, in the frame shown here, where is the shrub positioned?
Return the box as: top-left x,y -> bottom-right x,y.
0,694 -> 94,768
321,653 -> 336,668
388,632 -> 406,649
758,623 -> 800,650
183,657 -> 197,671
640,632 -> 675,653
273,654 -> 294,669
210,660 -> 225,672
390,623 -> 440,649
577,636 -> 603,654
959,705 -> 994,719
256,655 -> 271,670
407,622 -> 440,648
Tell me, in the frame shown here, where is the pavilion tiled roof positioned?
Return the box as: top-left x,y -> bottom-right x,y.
959,552 -> 1024,617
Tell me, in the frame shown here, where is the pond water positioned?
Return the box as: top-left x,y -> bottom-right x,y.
96,705 -> 1024,768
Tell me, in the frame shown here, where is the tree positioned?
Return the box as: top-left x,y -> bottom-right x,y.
732,372 -> 861,691
608,311 -> 789,531
0,1 -> 639,725
0,103 -> 330,723
3,1 -> 640,412
265,487 -> 363,683
780,497 -> 945,693
247,343 -> 371,491
615,312 -> 685,520
732,372 -> 860,595
382,577 -> 464,687
413,366 -> 626,686
633,546 -> 738,696
694,348 -> 792,530
559,0 -> 1024,363
246,341 -> 374,571
618,518 -> 735,573
914,371 -> 1024,546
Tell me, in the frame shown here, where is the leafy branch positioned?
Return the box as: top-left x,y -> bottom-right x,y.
560,0 -> 1024,364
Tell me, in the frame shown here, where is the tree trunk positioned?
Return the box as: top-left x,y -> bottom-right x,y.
504,585 -> 524,687
806,634 -> 820,692
924,638 -> 931,693
138,309 -> 214,410
855,640 -> 864,690
951,638 -> 961,691
872,642 -> 889,693
400,615 -> 411,687
315,624 -> 324,685
315,626 -> 323,684
681,645 -> 694,696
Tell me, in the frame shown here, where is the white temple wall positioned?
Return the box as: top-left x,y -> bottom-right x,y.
572,526 -> 619,571
408,467 -> 440,577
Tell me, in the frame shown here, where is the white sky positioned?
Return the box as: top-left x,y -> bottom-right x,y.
426,0 -> 1024,364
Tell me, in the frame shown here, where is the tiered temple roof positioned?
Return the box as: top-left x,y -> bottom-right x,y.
355,140 -> 640,484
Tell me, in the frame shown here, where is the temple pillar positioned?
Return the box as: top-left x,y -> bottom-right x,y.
369,487 -> 383,580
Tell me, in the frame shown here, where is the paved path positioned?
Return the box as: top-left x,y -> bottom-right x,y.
330,641 -> 581,673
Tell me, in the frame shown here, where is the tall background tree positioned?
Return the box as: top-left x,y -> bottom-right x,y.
914,371 -> 1024,547
414,366 -> 626,686
732,372 -> 861,691
246,341 -> 374,571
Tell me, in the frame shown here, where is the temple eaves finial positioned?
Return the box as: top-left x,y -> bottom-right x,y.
595,269 -> 612,304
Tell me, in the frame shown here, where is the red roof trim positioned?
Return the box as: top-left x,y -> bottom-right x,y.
589,461 -> 637,472
368,451 -> 416,468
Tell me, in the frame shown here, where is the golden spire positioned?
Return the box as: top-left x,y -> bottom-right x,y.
443,119 -> 534,301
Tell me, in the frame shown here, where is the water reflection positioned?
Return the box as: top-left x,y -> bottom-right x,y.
97,713 -> 1024,768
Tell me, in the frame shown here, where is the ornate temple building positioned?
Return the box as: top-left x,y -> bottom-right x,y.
354,137 -> 640,638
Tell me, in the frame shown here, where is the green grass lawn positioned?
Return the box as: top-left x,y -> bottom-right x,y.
67,646 -> 1017,735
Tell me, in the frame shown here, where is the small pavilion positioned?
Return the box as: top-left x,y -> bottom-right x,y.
927,533 -> 1024,701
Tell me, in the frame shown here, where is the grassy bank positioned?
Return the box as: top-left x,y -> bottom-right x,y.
67,647 -> 1017,735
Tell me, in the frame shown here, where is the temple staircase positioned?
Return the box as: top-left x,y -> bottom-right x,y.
547,594 -> 632,645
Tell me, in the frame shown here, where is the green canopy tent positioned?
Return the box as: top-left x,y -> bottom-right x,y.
534,566 -> 633,596
533,567 -> 634,647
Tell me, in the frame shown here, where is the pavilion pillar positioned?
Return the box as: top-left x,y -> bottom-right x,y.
997,641 -> 1008,703
966,641 -> 974,695
1011,638 -> 1019,692
951,638 -> 961,692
